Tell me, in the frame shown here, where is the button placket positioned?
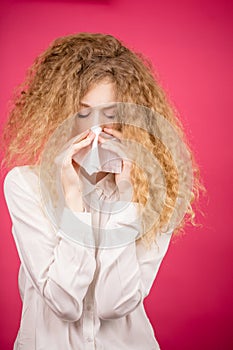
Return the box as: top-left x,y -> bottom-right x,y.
82,175 -> 117,350
83,291 -> 95,349
86,304 -> 92,311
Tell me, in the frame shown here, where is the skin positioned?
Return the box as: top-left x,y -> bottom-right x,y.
61,80 -> 132,212
76,80 -> 117,134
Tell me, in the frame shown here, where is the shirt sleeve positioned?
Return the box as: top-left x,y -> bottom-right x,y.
94,201 -> 173,320
3,167 -> 96,322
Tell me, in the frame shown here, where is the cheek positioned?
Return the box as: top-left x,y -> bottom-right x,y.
75,118 -> 93,134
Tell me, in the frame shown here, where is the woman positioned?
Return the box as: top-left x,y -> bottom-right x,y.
2,33 -> 205,349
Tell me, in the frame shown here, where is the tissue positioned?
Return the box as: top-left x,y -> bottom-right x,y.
72,126 -> 123,175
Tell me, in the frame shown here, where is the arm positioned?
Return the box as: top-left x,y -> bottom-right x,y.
94,201 -> 172,320
3,167 -> 96,322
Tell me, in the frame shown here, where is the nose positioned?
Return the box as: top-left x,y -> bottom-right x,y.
87,108 -> 115,130
91,108 -> 103,127
75,106 -> 116,134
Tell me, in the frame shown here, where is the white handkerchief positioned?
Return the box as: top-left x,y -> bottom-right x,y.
72,127 -> 123,175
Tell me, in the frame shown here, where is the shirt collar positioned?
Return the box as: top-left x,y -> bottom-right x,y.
79,171 -> 118,198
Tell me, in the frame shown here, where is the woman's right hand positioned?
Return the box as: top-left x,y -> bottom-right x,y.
60,129 -> 96,212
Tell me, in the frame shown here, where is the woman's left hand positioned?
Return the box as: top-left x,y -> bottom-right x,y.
98,127 -> 133,201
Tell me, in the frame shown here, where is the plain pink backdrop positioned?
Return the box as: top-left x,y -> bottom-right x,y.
0,0 -> 232,349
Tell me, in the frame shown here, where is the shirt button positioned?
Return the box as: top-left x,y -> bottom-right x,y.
86,304 -> 92,311
86,337 -> 93,342
96,188 -> 103,197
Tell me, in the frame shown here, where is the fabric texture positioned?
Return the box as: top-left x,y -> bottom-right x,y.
4,165 -> 173,350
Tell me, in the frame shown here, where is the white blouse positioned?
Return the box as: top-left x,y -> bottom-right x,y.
3,165 -> 173,350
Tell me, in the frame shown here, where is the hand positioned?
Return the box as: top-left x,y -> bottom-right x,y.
59,129 -> 96,212
98,127 -> 133,201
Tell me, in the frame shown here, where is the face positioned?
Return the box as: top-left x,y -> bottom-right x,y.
75,80 -> 118,134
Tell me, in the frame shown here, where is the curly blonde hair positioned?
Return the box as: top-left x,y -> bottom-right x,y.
1,32 -> 207,249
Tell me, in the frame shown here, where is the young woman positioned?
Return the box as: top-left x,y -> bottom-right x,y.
2,33 -> 205,350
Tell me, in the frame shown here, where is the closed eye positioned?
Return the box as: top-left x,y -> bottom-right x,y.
104,113 -> 115,119
77,112 -> 91,118
77,107 -> 92,118
103,106 -> 116,119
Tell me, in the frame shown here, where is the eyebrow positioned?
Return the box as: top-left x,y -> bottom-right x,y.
80,102 -> 117,109
80,102 -> 91,108
102,103 -> 117,110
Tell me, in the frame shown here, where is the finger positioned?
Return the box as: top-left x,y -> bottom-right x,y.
62,134 -> 95,164
73,129 -> 92,144
103,127 -> 123,140
101,140 -> 128,158
55,130 -> 94,167
72,134 -> 95,152
98,134 -> 108,144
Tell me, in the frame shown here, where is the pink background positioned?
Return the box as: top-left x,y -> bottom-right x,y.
0,0 -> 232,349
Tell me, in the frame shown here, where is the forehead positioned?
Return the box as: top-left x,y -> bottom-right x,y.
81,81 -> 116,107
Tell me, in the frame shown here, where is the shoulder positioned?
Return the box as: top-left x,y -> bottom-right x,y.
136,230 -> 173,258
3,165 -> 40,198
